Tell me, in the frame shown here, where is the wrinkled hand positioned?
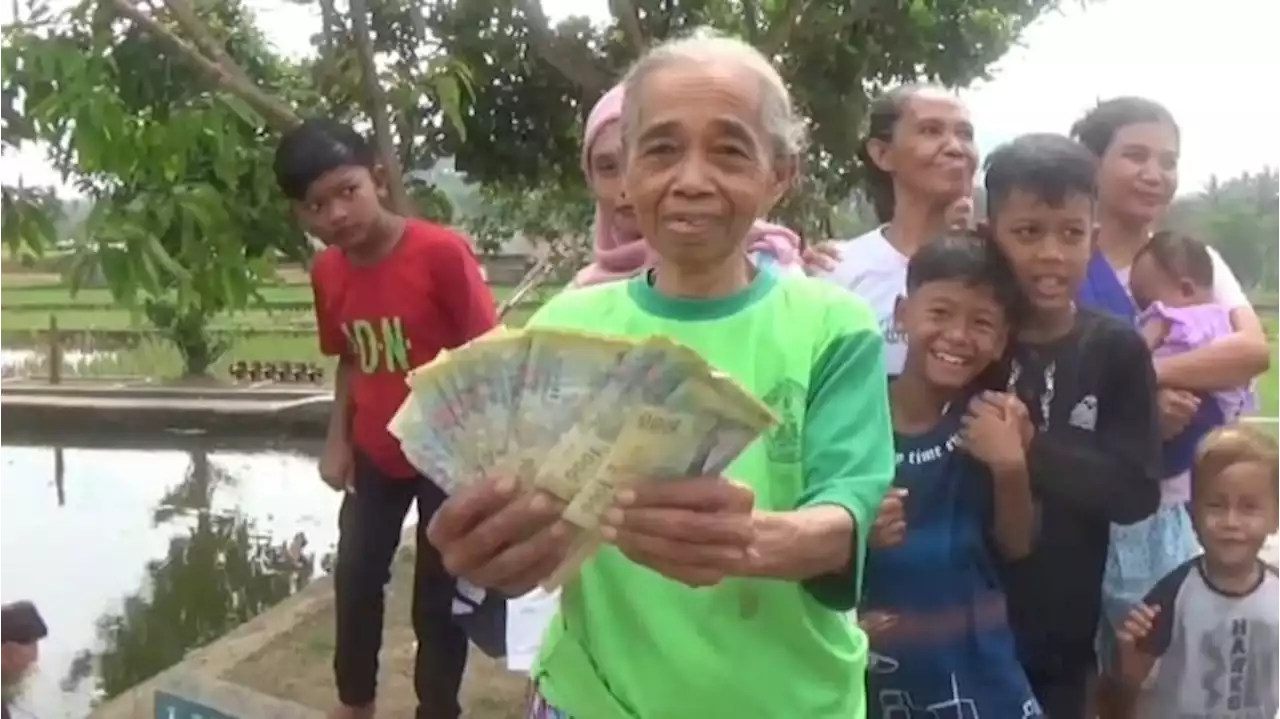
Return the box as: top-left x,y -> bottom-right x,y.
319,437 -> 354,493
1156,389 -> 1200,440
869,488 -> 908,548
961,392 -> 1030,470
600,477 -> 756,588
426,479 -> 572,595
801,242 -> 842,275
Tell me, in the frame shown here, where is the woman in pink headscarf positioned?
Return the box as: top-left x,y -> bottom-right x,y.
571,84 -> 805,287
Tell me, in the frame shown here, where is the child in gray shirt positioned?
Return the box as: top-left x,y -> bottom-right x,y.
1111,424 -> 1279,719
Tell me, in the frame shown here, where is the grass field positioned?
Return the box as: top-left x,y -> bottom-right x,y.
2,276 -> 1277,415
0,276 -> 540,381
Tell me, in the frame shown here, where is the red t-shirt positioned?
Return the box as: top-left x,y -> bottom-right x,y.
311,219 -> 498,478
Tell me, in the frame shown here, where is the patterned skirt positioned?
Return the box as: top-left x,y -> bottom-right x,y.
1098,496 -> 1200,672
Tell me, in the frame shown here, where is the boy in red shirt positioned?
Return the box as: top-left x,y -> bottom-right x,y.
274,119 -> 498,719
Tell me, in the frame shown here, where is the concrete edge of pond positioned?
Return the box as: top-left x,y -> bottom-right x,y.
90,525 -> 422,719
0,386 -> 334,438
89,573 -> 337,719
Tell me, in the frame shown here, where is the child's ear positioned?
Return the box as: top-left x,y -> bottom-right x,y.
1177,277 -> 1198,298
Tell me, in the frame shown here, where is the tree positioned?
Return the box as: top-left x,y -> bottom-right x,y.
2,0 -> 470,374
1165,168 -> 1279,294
428,0 -> 1066,241
465,182 -> 596,312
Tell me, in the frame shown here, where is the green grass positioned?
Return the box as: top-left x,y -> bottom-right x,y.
8,306 -> 538,381
0,281 -> 540,333
2,307 -> 316,332
1,283 -> 315,306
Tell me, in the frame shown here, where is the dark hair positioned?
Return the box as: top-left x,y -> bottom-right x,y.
1,601 -> 48,645
1192,424 -> 1279,502
907,230 -> 1025,327
1070,96 -> 1180,158
858,85 -> 937,224
273,119 -> 377,200
983,133 -> 1098,220
1137,229 -> 1214,288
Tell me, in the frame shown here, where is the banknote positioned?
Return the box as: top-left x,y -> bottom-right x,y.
388,326 -> 779,589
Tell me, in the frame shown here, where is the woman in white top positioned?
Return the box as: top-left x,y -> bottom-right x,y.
806,85 -> 978,373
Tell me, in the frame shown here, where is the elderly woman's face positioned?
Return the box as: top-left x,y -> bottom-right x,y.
623,62 -> 789,268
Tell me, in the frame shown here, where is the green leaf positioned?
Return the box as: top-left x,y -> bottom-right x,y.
219,93 -> 262,127
432,73 -> 466,142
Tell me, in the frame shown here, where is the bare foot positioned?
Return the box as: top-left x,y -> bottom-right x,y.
329,704 -> 375,719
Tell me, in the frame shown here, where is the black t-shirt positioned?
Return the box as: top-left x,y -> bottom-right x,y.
998,307 -> 1163,675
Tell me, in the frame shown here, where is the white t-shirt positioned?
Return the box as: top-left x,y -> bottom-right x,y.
1115,245 -> 1252,309
815,227 -> 909,373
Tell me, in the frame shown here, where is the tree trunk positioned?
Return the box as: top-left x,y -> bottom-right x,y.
348,0 -> 413,215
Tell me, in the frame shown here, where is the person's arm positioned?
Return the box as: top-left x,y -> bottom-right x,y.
328,359 -> 352,443
987,459 -> 1035,560
1155,249 -> 1270,390
430,229 -> 499,346
1112,560 -> 1192,714
1026,326 -> 1161,525
744,323 -> 895,609
312,259 -> 352,442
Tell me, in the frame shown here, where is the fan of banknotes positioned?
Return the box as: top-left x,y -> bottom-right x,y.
388,326 -> 777,588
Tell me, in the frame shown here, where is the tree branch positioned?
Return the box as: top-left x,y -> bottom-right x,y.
160,0 -> 252,86
348,0 -> 412,214
742,0 -> 760,43
516,0 -> 611,94
758,0 -> 812,58
107,0 -> 301,131
608,0 -> 646,54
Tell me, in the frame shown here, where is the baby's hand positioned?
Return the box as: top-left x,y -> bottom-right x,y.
1139,317 -> 1169,351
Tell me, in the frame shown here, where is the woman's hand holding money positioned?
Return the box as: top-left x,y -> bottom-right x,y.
426,478 -> 573,596
599,477 -> 756,588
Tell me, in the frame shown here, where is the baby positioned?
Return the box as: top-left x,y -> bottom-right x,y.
1128,230 -> 1253,487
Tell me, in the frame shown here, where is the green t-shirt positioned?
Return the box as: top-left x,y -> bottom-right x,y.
527,269 -> 895,719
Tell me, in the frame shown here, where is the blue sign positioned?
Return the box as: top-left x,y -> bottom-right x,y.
154,691 -> 238,719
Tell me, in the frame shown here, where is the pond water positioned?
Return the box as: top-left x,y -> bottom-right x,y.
1,348 -> 108,376
0,444 -> 375,718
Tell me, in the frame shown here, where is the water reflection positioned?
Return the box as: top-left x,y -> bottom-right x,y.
0,348 -> 109,377
0,445 -> 341,718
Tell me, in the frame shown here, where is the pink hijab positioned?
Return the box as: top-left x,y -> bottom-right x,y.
572,84 -> 803,287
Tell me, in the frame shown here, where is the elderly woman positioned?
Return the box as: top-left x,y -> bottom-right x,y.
427,29 -> 895,719
801,85 -> 979,373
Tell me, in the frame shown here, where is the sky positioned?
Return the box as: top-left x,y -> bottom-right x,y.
1,0 -> 1276,195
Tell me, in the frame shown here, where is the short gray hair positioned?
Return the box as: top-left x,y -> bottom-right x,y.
620,28 -> 807,162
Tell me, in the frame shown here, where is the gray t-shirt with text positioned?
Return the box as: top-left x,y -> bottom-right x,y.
1141,557 -> 1279,719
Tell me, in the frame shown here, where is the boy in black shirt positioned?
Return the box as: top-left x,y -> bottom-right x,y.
981,133 -> 1162,718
